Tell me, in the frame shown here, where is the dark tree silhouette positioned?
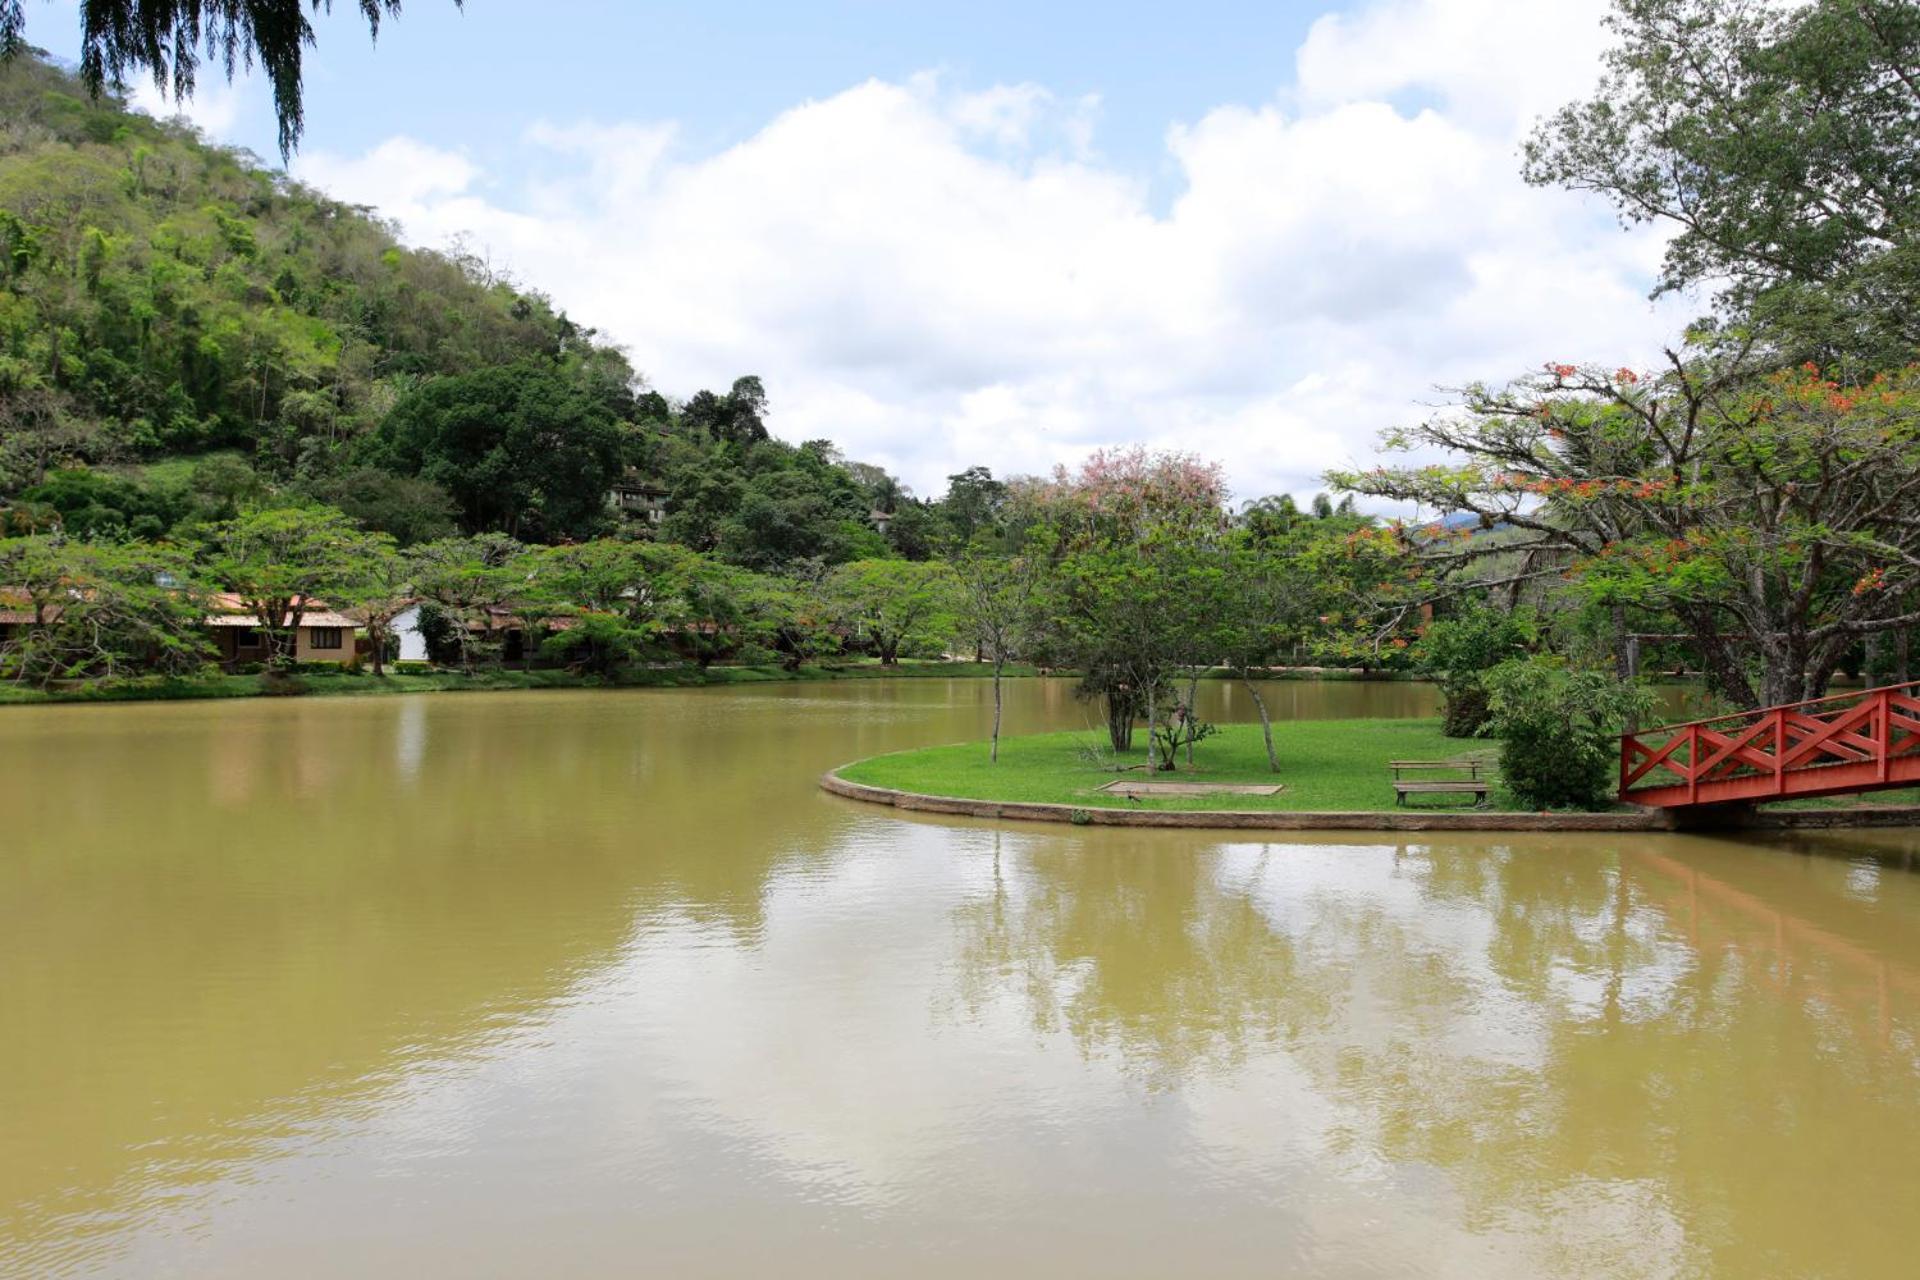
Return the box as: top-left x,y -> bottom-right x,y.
0,1 -> 459,157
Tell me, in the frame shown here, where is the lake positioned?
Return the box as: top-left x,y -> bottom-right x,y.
3,678 -> 1918,1278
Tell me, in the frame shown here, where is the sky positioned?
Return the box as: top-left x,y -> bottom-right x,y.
25,0 -> 1694,502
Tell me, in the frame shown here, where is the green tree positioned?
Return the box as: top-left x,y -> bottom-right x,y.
675,559 -> 789,669
681,375 -> 770,446
1525,0 -> 1920,365
951,542 -> 1041,761
822,558 -> 960,667
1415,605 -> 1535,738
0,534 -> 209,683
337,538 -> 413,676
524,538 -> 702,672
372,362 -> 626,542
202,503 -> 390,666
1039,525 -> 1220,770
21,467 -> 182,539
1022,448 -> 1229,765
301,465 -> 457,545
1484,658 -> 1654,810
937,465 -> 1009,549
1333,358 -> 1920,707
407,532 -> 523,670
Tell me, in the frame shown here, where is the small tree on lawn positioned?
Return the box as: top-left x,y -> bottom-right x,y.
1206,531 -> 1325,772
952,540 -> 1042,762
1022,448 -> 1230,765
1040,523 -> 1218,771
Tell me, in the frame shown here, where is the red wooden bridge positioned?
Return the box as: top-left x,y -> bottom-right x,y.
1620,680 -> 1920,808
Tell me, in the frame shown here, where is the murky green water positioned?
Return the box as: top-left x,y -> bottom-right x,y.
3,678 -> 1918,1278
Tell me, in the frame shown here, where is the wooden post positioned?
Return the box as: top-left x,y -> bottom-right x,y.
1878,689 -> 1892,784
1688,724 -> 1700,806
1775,708 -> 1788,796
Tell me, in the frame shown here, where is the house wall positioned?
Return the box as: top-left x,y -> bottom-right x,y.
212,625 -> 358,666
295,625 -> 356,664
391,605 -> 430,662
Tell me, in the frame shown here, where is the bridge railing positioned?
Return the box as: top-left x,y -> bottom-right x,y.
1619,680 -> 1920,805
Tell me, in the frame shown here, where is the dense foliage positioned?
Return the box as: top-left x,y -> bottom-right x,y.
1339,0 -> 1920,721
1414,605 -> 1534,738
1525,0 -> 1920,369
1484,658 -> 1653,810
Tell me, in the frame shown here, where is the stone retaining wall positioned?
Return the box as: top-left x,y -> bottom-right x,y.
820,772 -> 1920,833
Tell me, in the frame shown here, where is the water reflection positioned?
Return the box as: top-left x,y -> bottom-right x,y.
1,681 -> 1917,1278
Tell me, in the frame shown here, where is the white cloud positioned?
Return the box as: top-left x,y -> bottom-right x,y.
1294,0 -> 1615,130
290,0 -> 1689,503
130,73 -> 259,140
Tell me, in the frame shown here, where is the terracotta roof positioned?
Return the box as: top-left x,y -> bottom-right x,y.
205,610 -> 360,629
204,593 -> 360,630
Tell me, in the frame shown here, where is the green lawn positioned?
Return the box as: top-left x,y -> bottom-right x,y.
838,719 -> 1521,813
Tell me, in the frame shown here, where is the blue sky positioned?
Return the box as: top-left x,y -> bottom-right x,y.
36,1 -> 1334,179
25,0 -> 1685,500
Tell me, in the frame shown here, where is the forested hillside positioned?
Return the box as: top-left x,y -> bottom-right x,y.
0,51 -> 926,560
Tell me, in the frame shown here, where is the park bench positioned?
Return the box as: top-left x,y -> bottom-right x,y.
1389,758 -> 1494,808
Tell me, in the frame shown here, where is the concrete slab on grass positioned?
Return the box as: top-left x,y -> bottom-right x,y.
1099,780 -> 1285,797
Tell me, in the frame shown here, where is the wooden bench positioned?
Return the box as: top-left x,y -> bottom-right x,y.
1389,759 -> 1494,808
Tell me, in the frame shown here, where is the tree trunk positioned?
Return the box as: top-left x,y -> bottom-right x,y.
1146,682 -> 1160,771
1897,628 -> 1912,685
1243,675 -> 1278,772
1184,671 -> 1201,766
1682,606 -> 1757,708
1105,687 -> 1135,752
369,621 -> 386,676
990,659 -> 1004,763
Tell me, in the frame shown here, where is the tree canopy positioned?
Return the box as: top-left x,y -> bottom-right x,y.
1525,0 -> 1920,366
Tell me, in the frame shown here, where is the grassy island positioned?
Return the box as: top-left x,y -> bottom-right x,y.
837,719 -> 1520,813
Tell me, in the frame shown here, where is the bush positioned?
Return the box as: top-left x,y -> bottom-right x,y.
1415,605 -> 1533,738
1439,683 -> 1490,738
1483,657 -> 1652,810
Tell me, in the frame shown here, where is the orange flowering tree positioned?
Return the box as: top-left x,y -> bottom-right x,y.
1332,355 -> 1920,708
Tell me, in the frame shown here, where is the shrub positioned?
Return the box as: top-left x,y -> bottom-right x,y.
1483,657 -> 1652,810
1415,605 -> 1533,737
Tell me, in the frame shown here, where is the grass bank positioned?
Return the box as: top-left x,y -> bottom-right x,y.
0,659 -> 1056,707
837,720 -> 1533,813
